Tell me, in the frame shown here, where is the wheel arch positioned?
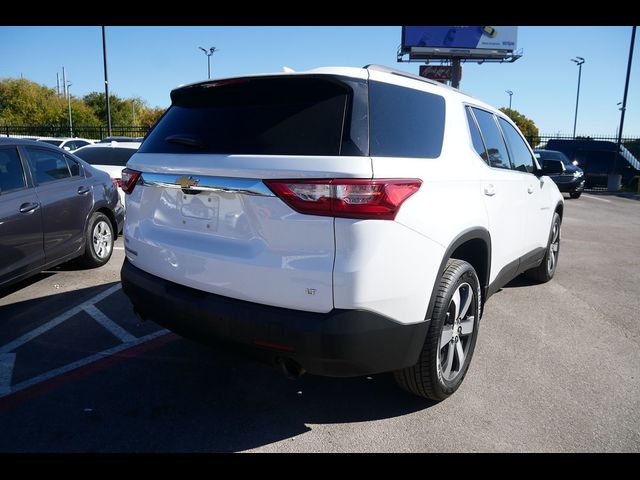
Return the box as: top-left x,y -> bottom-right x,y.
425,228 -> 491,320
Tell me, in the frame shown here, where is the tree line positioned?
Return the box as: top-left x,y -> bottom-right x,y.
0,77 -> 165,127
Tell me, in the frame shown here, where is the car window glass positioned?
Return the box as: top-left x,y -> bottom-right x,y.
465,107 -> 488,164
471,108 -> 511,170
74,147 -> 137,166
25,147 -> 71,184
65,155 -> 81,176
64,141 -> 75,150
75,141 -> 89,148
369,81 -> 445,158
0,148 -> 26,194
498,118 -> 535,173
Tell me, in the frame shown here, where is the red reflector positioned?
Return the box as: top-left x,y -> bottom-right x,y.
120,168 -> 141,194
264,179 -> 421,220
253,340 -> 296,353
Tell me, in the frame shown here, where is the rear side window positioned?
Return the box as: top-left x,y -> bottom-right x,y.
74,147 -> 137,166
24,148 -> 71,184
140,76 -> 366,156
471,108 -> 511,170
465,107 -> 488,163
497,117 -> 536,173
369,81 -> 445,158
0,148 -> 26,194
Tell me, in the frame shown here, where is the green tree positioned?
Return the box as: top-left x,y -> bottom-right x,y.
83,92 -> 165,127
0,78 -> 99,126
499,107 -> 540,146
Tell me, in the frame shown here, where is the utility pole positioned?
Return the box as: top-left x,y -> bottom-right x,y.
56,72 -> 60,96
506,90 -> 513,110
611,26 -> 636,192
67,82 -> 73,137
102,26 -> 112,137
62,66 -> 67,98
571,57 -> 585,139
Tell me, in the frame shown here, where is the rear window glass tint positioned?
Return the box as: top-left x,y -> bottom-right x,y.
140,76 -> 358,156
369,81 -> 445,158
74,147 -> 137,166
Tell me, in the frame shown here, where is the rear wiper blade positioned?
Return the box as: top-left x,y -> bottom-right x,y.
165,134 -> 207,149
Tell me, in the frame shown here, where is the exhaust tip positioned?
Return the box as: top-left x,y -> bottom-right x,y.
276,357 -> 306,380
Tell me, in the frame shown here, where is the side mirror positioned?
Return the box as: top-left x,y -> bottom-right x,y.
541,159 -> 565,175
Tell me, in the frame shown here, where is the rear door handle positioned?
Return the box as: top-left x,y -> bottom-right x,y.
483,184 -> 496,196
19,202 -> 40,214
77,186 -> 91,195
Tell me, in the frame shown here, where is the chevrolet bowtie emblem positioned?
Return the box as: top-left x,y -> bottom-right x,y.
176,176 -> 199,189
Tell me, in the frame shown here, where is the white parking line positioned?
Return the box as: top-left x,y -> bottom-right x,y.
0,353 -> 16,396
0,283 -> 122,355
114,247 -> 125,250
0,330 -> 169,399
83,304 -> 137,343
582,194 -> 612,203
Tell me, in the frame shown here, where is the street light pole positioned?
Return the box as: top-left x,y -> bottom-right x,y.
571,56 -> 585,139
506,90 -> 513,109
102,26 -> 112,137
612,26 -> 636,191
67,82 -> 73,137
198,46 -> 218,79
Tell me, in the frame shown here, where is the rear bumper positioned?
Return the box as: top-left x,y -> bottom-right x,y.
121,259 -> 429,377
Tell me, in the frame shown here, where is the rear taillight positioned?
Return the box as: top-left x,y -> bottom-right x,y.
264,179 -> 421,220
120,168 -> 141,194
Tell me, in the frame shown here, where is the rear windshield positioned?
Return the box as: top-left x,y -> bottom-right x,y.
537,150 -> 571,165
74,147 -> 138,166
139,75 -> 368,156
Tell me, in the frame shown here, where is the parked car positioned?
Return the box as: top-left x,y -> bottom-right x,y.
533,149 -> 585,198
0,138 -> 123,289
120,65 -> 563,401
545,139 -> 640,189
36,137 -> 95,152
73,141 -> 141,206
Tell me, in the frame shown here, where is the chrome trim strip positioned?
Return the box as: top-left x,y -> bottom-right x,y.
140,172 -> 275,197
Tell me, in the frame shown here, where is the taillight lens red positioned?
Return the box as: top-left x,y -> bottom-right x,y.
120,168 -> 141,194
264,179 -> 421,220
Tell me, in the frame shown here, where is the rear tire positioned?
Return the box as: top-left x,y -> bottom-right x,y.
526,212 -> 561,283
394,259 -> 481,401
79,212 -> 114,268
569,191 -> 582,199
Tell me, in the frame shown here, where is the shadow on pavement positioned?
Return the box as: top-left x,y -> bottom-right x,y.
0,294 -> 434,452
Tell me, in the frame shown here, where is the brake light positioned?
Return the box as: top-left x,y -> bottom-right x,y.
264,179 -> 421,220
120,168 -> 141,194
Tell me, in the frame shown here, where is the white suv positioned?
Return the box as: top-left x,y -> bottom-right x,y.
120,65 -> 563,401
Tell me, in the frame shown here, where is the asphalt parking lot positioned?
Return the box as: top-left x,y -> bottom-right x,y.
0,193 -> 639,452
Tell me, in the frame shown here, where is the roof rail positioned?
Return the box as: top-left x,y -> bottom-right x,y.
362,64 -> 459,91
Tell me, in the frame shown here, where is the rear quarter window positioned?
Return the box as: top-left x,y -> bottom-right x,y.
369,81 -> 445,158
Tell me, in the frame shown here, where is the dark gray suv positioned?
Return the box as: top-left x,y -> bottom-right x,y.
0,138 -> 124,289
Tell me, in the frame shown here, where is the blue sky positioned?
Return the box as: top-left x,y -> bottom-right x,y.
0,26 -> 637,136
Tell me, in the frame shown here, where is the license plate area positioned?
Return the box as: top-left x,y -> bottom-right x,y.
179,191 -> 219,231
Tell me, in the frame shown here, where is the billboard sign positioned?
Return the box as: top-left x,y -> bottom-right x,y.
402,26 -> 518,52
